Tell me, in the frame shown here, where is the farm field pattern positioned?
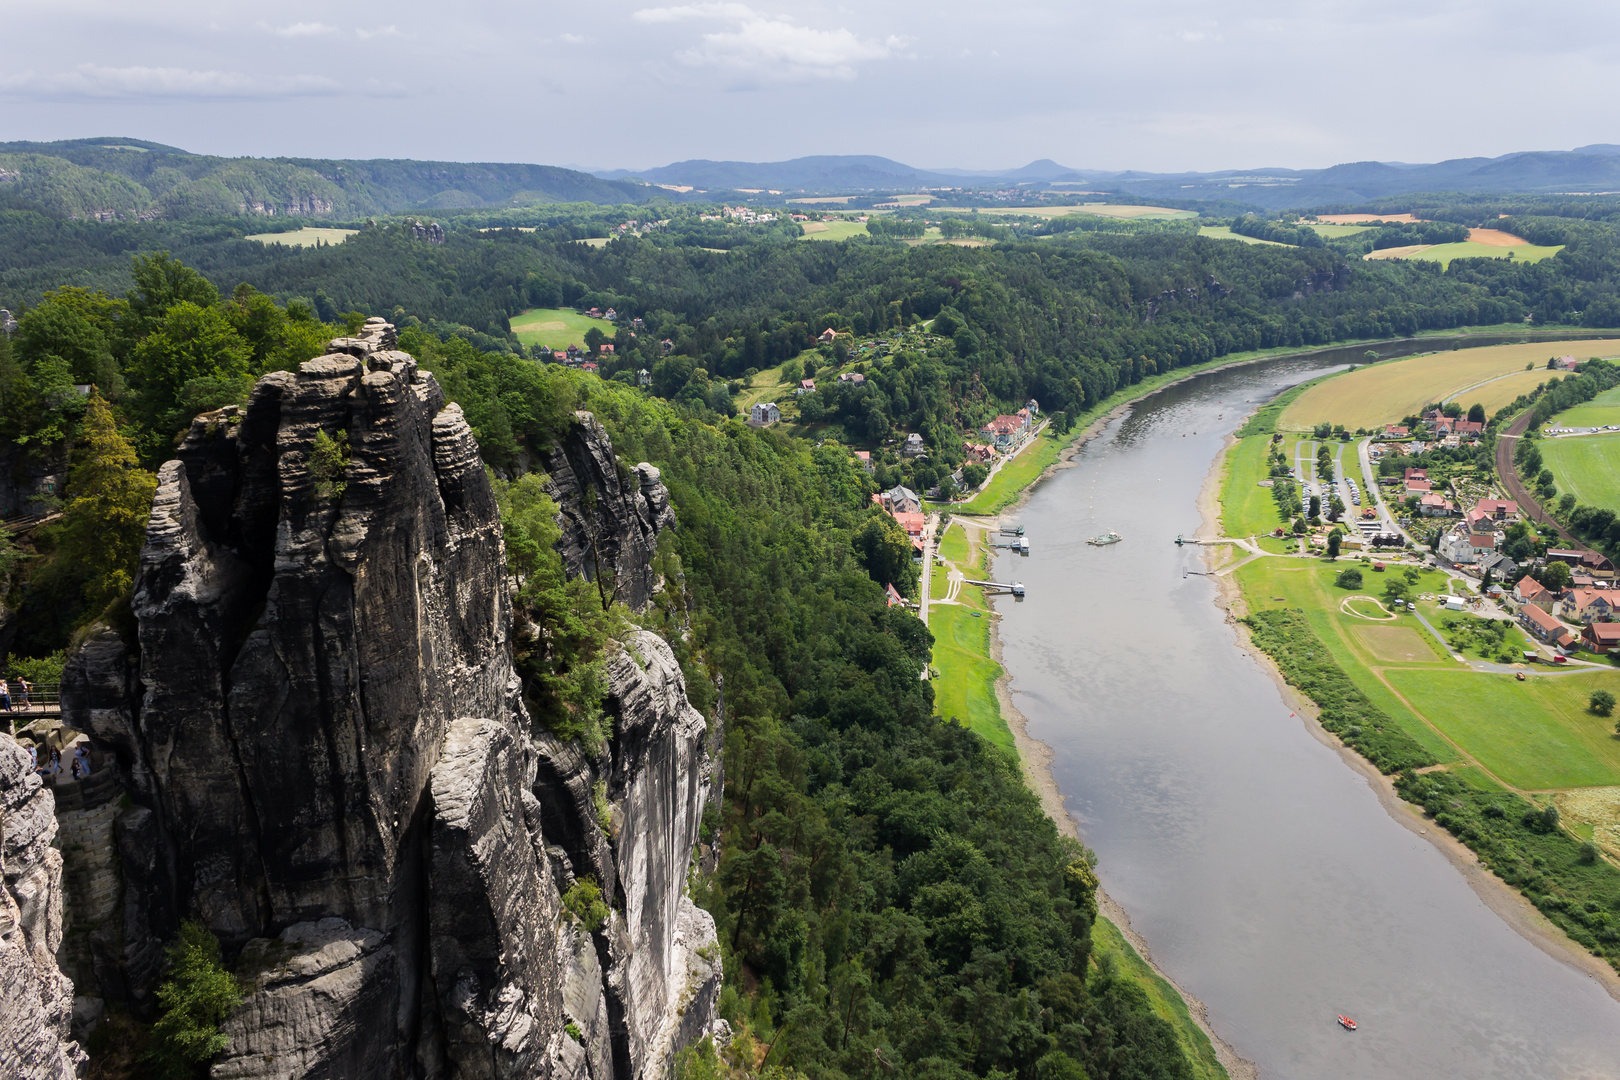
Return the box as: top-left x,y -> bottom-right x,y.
1277,339 -> 1620,430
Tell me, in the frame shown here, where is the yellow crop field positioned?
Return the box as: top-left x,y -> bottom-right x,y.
1277,339 -> 1620,430
245,227 -> 357,247
1452,369 -> 1559,417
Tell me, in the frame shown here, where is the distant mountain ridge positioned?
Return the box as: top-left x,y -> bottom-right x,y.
0,136 -> 663,221
597,147 -> 1620,209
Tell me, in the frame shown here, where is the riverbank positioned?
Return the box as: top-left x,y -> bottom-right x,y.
1199,429 -> 1620,1005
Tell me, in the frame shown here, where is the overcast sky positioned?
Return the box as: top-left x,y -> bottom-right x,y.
2,0 -> 1616,174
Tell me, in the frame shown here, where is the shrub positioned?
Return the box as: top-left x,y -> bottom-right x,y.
144,920 -> 245,1079
562,876 -> 610,932
1335,568 -> 1363,589
1591,689 -> 1616,717
309,428 -> 350,500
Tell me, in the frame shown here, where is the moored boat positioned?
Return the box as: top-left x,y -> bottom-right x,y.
1088,531 -> 1123,546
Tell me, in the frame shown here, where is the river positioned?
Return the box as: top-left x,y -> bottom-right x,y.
991,353 -> 1620,1079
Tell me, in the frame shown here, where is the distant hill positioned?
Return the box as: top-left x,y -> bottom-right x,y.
0,137 -> 663,221
599,148 -> 1620,208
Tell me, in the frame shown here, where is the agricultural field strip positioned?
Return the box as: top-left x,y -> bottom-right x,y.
1237,558 -> 1620,793
1278,339 -> 1620,430
934,204 -> 1198,220
1364,240 -> 1565,269
509,307 -> 607,351
244,227 -> 358,247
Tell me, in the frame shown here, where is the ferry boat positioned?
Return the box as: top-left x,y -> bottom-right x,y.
1088,531 -> 1123,546
1337,1015 -> 1358,1031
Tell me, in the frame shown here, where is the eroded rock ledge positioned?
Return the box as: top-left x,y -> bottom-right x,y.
53,319 -> 719,1080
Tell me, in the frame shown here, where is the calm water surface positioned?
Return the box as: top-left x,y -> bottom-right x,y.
992,355 -> 1620,1079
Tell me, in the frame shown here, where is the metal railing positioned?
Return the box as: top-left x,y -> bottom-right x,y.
1,681 -> 61,711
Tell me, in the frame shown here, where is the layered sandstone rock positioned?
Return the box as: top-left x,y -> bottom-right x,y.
59,321 -> 717,1080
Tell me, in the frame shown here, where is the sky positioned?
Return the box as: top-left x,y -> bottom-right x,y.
1,0 -> 1617,174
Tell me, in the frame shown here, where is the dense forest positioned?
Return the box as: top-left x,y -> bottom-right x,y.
12,190 -> 1620,1078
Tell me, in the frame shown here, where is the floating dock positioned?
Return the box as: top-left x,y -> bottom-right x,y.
991,535 -> 1030,554
964,579 -> 1025,596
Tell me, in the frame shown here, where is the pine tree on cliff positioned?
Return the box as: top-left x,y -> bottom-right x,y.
56,390 -> 157,611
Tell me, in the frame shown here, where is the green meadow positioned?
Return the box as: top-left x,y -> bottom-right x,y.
1219,435 -> 1286,536
244,227 -> 357,247
510,307 -> 604,350
1541,432 -> 1620,511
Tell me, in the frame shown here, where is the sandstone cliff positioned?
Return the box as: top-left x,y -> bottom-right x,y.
53,320 -> 720,1079
1,733 -> 87,1079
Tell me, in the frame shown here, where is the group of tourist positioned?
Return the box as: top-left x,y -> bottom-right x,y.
0,677 -> 33,711
26,740 -> 92,780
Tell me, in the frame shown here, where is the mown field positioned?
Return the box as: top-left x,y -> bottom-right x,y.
799,220 -> 869,241
1197,225 -> 1288,246
928,526 -> 1013,750
1220,435 -> 1286,536
1452,368 -> 1558,416
1277,339 -> 1620,430
244,227 -> 358,248
1364,240 -> 1564,269
1542,432 -> 1620,511
1549,384 -> 1620,429
1235,556 -> 1620,791
510,307 -> 603,350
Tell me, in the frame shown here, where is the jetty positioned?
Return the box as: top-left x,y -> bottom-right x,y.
990,535 -> 1030,554
963,579 -> 1025,597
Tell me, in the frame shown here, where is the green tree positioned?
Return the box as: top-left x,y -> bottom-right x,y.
126,252 -> 220,342
127,301 -> 254,447
144,920 -> 245,1079
1542,561 -> 1573,591
14,287 -> 124,394
1467,402 -> 1486,424
584,326 -> 607,354
1591,689 -> 1616,717
1336,567 -> 1363,589
1326,531 -> 1341,560
53,391 -> 158,612
853,511 -> 916,596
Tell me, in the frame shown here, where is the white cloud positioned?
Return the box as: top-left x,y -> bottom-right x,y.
559,32 -> 587,44
271,21 -> 338,37
0,64 -> 342,100
633,3 -> 756,24
355,25 -> 406,40
632,3 -> 903,82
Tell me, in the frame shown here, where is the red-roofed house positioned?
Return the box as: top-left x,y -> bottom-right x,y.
853,450 -> 873,472
1453,420 -> 1484,438
1515,575 -> 1554,611
1583,621 -> 1620,653
1405,479 -> 1433,497
819,328 -> 838,344
962,442 -> 995,462
799,379 -> 816,392
1385,425 -> 1409,437
1419,492 -> 1455,517
1562,589 -> 1618,624
893,512 -> 926,538
885,582 -> 905,607
1473,498 -> 1519,521
1404,468 -> 1428,482
981,408 -> 1032,451
1519,603 -> 1577,649
582,361 -> 598,374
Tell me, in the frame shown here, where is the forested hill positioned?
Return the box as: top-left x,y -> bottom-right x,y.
0,136 -> 663,221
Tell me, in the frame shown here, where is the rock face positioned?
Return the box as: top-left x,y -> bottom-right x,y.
58,320 -> 717,1080
1,734 -> 87,1079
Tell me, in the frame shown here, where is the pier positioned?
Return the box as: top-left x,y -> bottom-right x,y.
963,579 -> 1025,596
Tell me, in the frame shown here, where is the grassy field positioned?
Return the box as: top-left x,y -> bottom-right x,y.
799,220 -> 869,241
1197,225 -> 1289,246
510,308 -> 603,350
956,427 -> 1060,514
1219,435 -> 1286,536
1364,240 -> 1564,269
1385,670 -> 1620,790
1090,918 -> 1229,1080
244,227 -> 357,247
1448,369 -> 1558,416
1542,433 -> 1620,511
1549,384 -> 1620,428
936,204 -> 1198,221
1301,223 -> 1375,239
929,604 -> 1013,750
1277,339 -> 1620,430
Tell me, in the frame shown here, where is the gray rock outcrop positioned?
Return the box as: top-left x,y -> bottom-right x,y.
1,733 -> 87,1079
57,321 -> 717,1080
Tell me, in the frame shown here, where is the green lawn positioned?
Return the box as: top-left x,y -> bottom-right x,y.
1542,433 -> 1620,511
957,429 -> 1062,514
1090,918 -> 1229,1080
938,522 -> 971,565
799,220 -> 869,241
244,227 -> 357,248
1383,669 -> 1620,790
1196,225 -> 1289,246
1219,436 -> 1285,536
1369,241 -> 1564,269
1549,384 -> 1620,429
1302,223 -> 1375,239
510,308 -> 604,351
929,603 -> 1012,751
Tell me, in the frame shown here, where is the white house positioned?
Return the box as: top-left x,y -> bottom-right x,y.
750,402 -> 780,426
903,433 -> 927,458
1439,529 -> 1497,565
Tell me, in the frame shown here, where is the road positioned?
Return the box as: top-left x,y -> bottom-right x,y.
1355,437 -> 1410,542
1494,410 -> 1579,545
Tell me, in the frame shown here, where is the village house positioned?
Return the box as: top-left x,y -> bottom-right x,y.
1553,355 -> 1580,371
1561,588 -> 1618,624
853,450 -> 873,472
1572,571 -> 1601,590
981,408 -> 1033,451
837,371 -> 866,385
1404,468 -> 1428,483
1453,420 -> 1484,439
1519,603 -> 1578,650
581,361 -> 598,374
660,338 -> 674,354
1404,478 -> 1433,497
885,582 -> 905,607
1384,425 -> 1410,438
903,433 -> 928,458
1583,621 -> 1620,653
638,368 -> 651,387
749,402 -> 780,426
1472,498 -> 1519,522
1025,398 -> 1041,415
1478,550 -> 1519,582
818,328 -> 838,344
1419,492 -> 1455,517
892,511 -> 926,539
552,350 -> 568,363
962,442 -> 995,462
1547,548 -> 1617,581
1439,528 -> 1497,565
798,379 -> 816,393
875,485 -> 922,515
599,343 -> 615,355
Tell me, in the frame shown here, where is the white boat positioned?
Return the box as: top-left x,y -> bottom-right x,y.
1089,531 -> 1123,546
